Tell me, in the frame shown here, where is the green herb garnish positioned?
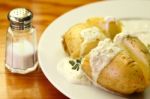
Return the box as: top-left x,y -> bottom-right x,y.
69,60 -> 75,66
69,58 -> 82,71
72,63 -> 79,71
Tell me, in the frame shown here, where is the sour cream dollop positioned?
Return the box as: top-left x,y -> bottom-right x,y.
57,57 -> 91,85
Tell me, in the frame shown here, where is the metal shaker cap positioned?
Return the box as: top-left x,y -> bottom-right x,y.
8,8 -> 33,30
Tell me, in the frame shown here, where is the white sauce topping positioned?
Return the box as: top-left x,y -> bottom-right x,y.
57,57 -> 91,85
80,26 -> 105,55
80,26 -> 100,41
90,39 -> 122,82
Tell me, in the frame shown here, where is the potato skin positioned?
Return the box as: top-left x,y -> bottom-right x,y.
98,51 -> 146,94
62,23 -> 88,58
81,51 -> 146,95
62,22 -> 102,59
122,36 -> 150,86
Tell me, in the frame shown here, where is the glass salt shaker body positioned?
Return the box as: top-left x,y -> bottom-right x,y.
5,8 -> 38,74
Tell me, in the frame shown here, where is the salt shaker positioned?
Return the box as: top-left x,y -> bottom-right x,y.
5,8 -> 38,74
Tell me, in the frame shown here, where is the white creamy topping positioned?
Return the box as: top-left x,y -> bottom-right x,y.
90,39 -> 122,82
57,57 -> 91,85
80,26 -> 105,55
80,26 -> 100,41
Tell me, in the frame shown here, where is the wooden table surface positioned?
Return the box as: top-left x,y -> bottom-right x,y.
0,0 -> 100,98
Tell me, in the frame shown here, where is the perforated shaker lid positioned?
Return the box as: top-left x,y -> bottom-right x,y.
8,8 -> 33,29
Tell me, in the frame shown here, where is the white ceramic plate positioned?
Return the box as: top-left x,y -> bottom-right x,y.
38,0 -> 150,99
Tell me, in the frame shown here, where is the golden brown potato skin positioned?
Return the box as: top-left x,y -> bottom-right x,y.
62,23 -> 84,58
63,23 -> 91,58
122,36 -> 150,86
81,51 -> 146,95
